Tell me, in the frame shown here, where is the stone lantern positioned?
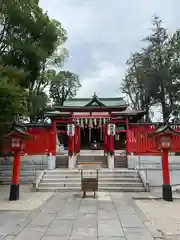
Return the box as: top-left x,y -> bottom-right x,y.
149,123 -> 180,201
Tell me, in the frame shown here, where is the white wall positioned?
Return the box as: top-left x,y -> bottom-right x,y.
127,155 -> 180,187
127,155 -> 180,169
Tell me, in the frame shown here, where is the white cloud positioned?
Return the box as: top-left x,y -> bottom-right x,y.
40,0 -> 180,99
77,60 -> 125,97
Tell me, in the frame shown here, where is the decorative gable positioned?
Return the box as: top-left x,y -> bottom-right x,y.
85,92 -> 105,107
91,102 -> 99,106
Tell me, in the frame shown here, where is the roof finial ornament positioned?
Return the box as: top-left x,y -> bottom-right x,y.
93,92 -> 97,97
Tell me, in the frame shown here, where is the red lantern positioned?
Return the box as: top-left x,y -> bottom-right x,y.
159,135 -> 172,149
11,136 -> 24,152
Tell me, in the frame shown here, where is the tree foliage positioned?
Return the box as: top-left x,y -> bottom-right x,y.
121,16 -> 180,122
0,0 -> 70,124
50,71 -> 81,105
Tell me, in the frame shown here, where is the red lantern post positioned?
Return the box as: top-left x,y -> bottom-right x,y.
149,123 -> 180,202
7,125 -> 33,201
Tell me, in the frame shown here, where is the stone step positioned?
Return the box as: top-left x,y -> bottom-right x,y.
39,182 -> 143,187
0,165 -> 43,169
44,173 -> 139,179
41,177 -> 141,182
44,169 -> 138,173
0,179 -> 35,184
37,186 -> 145,192
0,167 -> 41,171
78,155 -> 106,160
37,168 -> 145,192
0,171 -> 35,176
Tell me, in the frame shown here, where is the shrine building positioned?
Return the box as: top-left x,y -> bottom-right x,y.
45,93 -> 145,149
42,93 -> 146,168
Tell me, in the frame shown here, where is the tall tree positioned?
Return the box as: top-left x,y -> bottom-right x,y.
121,16 -> 180,121
50,71 -> 81,105
28,19 -> 68,121
121,51 -> 154,121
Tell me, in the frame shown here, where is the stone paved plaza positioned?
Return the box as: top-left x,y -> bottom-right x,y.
1,190 -> 180,239
0,191 -> 159,240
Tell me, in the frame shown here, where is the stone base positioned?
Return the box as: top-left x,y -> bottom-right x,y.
68,155 -> 77,169
47,156 -> 56,170
9,184 -> 19,201
162,184 -> 173,202
107,155 -> 114,169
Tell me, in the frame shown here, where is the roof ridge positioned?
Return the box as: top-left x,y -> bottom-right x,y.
65,97 -> 124,101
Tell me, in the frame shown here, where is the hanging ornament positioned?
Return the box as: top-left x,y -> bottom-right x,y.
80,118 -> 84,128
94,118 -> 97,125
98,118 -> 102,129
76,118 -> 80,125
103,118 -> 106,125
99,118 -> 102,127
89,118 -> 93,128
85,118 -> 88,128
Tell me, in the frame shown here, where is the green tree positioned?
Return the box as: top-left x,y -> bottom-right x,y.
0,0 -> 68,123
28,20 -> 68,121
0,0 -> 59,87
50,71 -> 81,105
121,16 -> 180,121
121,51 -> 154,121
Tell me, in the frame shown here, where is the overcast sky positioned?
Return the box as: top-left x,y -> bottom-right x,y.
40,0 -> 180,98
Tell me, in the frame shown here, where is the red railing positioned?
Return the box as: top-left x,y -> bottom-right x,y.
22,127 -> 55,155
6,123 -> 180,156
128,123 -> 180,154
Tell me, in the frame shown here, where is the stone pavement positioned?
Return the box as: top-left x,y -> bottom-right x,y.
0,191 -> 156,240
0,185 -> 52,211
136,198 -> 180,239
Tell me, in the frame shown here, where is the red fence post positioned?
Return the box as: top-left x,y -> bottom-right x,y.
77,125 -> 81,153
125,118 -> 129,154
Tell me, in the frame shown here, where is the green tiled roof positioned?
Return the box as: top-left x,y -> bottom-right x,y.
63,97 -> 126,107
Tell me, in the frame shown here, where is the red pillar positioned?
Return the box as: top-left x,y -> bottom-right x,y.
74,126 -> 77,154
74,125 -> 80,154
9,150 -> 21,200
161,148 -> 172,201
77,125 -> 81,153
104,124 -> 108,154
109,135 -> 114,154
51,120 -> 56,156
162,148 -> 170,185
68,136 -> 73,155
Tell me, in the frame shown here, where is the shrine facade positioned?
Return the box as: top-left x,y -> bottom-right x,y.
6,94 -> 180,170
45,93 -> 146,154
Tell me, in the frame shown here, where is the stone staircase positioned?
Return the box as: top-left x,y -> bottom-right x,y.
0,159 -> 43,184
77,154 -> 107,168
114,155 -> 128,168
56,155 -> 68,168
37,169 -> 145,192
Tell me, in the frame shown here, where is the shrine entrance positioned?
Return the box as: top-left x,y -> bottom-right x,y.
80,126 -> 103,149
